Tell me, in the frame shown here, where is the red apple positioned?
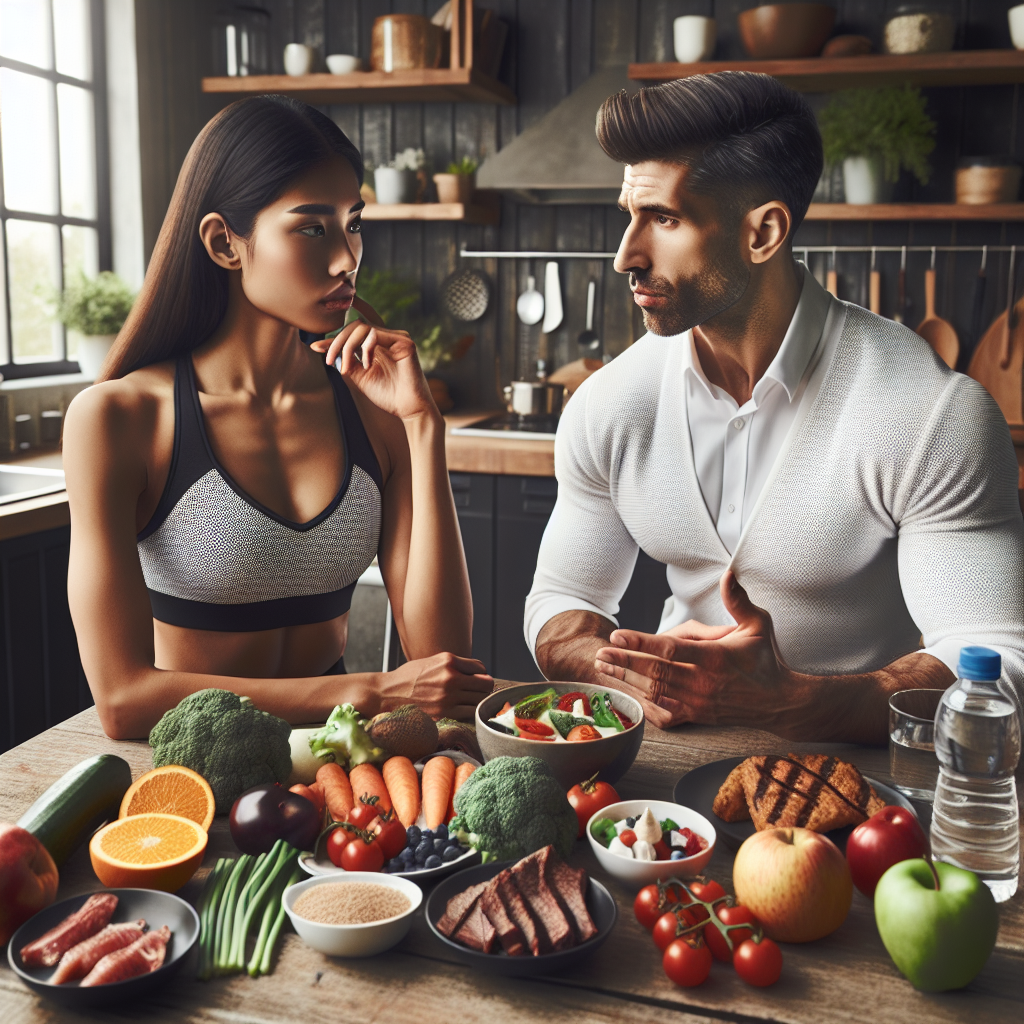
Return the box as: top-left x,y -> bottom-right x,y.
0,823 -> 59,945
733,827 -> 852,943
846,805 -> 927,898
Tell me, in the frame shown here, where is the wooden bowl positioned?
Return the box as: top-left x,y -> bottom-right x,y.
370,15 -> 444,72
738,3 -> 836,60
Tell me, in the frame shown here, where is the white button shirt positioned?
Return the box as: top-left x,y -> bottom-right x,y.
683,266 -> 831,553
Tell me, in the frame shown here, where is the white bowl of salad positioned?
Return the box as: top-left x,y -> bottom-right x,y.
475,684 -> 644,789
586,799 -> 716,884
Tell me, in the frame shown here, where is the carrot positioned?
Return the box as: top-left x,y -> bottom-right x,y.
348,763 -> 392,814
422,755 -> 456,829
289,783 -> 325,816
382,757 -> 420,828
448,762 -> 476,823
316,763 -> 353,822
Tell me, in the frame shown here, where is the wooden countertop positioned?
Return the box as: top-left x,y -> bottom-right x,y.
0,702 -> 1021,1023
444,412 -> 555,477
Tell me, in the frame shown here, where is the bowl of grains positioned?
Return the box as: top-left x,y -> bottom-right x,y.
283,874 -> 423,957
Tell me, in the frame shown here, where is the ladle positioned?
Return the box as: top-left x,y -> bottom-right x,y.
516,270 -> 544,325
577,281 -> 600,354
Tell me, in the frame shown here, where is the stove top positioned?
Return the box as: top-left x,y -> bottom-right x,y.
450,413 -> 559,440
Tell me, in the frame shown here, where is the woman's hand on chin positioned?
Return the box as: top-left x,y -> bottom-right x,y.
311,319 -> 437,423
377,652 -> 493,721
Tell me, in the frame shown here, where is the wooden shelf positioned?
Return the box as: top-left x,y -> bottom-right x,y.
202,67 -> 516,105
806,203 -> 1024,220
629,50 -> 1024,92
362,201 -> 499,225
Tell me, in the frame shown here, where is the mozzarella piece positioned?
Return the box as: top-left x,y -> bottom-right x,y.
614,819 -> 628,835
608,836 -> 633,859
572,699 -> 586,717
633,840 -> 657,861
634,807 -> 661,845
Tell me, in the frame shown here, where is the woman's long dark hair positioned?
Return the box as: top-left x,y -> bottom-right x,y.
100,96 -> 363,381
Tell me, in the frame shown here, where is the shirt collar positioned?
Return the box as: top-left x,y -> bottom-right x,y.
682,264 -> 831,404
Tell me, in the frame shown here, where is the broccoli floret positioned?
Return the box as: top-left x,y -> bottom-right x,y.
449,756 -> 577,863
149,689 -> 291,813
308,703 -> 384,768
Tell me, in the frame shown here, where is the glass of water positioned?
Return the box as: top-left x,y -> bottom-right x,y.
889,689 -> 945,800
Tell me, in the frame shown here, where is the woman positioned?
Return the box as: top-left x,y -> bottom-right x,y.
63,96 -> 492,739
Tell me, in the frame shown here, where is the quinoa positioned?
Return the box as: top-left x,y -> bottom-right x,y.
292,883 -> 411,925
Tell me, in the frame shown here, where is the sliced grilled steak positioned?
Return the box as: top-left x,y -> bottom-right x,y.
496,869 -> 543,956
437,880 -> 489,937
548,855 -> 597,942
480,877 -> 527,956
511,847 -> 574,952
452,898 -> 496,954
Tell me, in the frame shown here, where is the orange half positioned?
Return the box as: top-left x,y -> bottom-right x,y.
90,813 -> 207,892
119,765 -> 216,831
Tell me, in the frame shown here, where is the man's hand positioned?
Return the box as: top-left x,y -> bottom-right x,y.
593,569 -> 802,732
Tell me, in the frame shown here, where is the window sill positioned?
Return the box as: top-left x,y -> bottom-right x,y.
0,372 -> 91,392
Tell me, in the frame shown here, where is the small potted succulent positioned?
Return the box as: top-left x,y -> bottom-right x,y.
819,86 -> 936,204
433,156 -> 478,205
373,147 -> 426,204
57,271 -> 135,379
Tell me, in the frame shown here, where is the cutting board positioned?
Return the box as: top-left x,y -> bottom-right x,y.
968,296 -> 1024,425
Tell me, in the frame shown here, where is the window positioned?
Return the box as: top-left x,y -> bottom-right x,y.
0,0 -> 109,379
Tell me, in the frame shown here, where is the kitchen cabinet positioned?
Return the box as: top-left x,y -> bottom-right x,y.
452,471 -> 672,682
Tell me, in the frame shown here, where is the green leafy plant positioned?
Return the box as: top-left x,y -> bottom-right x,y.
56,271 -> 135,335
445,156 -> 478,176
819,86 -> 936,184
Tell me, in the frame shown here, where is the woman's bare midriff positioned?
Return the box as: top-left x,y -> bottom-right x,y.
153,613 -> 350,678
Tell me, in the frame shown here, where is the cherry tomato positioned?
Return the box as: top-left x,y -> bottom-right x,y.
704,904 -> 759,962
325,827 -> 352,868
347,799 -> 380,830
557,691 -> 592,715
662,938 -> 712,988
374,816 -> 407,860
340,835 -> 384,872
690,879 -> 726,902
634,884 -> 676,930
516,717 -> 555,736
567,776 -> 620,838
566,724 -> 602,742
733,937 -> 783,987
619,829 -> 637,847
654,839 -> 671,861
653,910 -> 685,951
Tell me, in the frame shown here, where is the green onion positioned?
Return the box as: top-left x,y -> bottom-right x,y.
214,854 -> 252,974
196,858 -> 229,981
257,865 -> 302,976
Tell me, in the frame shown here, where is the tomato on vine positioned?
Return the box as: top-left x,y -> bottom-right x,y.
634,883 -> 676,930
733,937 -> 783,987
662,938 -> 712,988
704,903 -> 759,962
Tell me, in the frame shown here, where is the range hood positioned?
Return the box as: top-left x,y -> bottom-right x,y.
477,67 -> 639,204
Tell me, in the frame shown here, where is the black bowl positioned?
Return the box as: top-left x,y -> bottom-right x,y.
425,861 -> 617,976
7,889 -> 200,1008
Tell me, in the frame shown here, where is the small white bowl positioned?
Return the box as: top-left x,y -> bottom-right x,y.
283,873 -> 422,957
586,799 -> 716,884
326,54 -> 362,74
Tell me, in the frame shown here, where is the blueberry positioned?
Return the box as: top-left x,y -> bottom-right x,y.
406,826 -> 421,846
387,857 -> 405,872
434,822 -> 448,840
445,838 -> 462,851
433,837 -> 448,855
625,817 -> 636,828
399,846 -> 416,863
415,839 -> 433,864
670,850 -> 684,861
442,844 -> 463,863
424,854 -> 442,870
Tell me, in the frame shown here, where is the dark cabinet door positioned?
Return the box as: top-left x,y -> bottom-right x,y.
450,472 -> 496,670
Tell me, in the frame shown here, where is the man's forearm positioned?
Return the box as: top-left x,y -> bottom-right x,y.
535,610 -> 616,683
781,650 -> 955,745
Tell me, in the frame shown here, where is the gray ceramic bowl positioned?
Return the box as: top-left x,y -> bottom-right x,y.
475,683 -> 644,789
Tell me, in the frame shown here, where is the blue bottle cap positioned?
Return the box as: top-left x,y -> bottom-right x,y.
957,646 -> 1001,681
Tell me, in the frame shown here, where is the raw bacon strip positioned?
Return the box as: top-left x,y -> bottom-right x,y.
52,920 -> 146,985
80,925 -> 170,987
20,894 -> 119,968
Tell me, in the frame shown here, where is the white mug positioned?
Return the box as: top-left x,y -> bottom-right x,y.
1010,4 -> 1024,50
673,15 -> 716,63
284,43 -> 315,76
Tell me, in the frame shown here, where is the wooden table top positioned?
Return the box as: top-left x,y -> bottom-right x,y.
1,704 -> 1021,1023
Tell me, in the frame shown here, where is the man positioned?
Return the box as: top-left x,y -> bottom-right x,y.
523,72 -> 1023,744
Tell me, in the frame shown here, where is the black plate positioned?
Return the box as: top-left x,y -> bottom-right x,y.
673,757 -> 917,854
7,889 -> 200,1008
425,861 -> 617,976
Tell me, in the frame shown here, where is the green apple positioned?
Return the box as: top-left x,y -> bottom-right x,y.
874,859 -> 998,991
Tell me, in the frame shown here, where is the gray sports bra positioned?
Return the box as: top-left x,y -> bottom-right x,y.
137,356 -> 383,632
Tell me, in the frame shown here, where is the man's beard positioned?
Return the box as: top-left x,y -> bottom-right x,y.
632,238 -> 750,337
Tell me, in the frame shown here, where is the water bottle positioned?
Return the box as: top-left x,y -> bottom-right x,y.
930,646 -> 1020,902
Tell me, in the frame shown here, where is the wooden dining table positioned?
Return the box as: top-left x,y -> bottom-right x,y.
1,699 -> 1021,1024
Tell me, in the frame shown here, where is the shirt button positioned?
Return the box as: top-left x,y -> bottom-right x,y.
734,419 -> 745,430
728,503 -> 736,513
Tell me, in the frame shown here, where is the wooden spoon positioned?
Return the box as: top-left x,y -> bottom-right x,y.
916,261 -> 959,368
869,248 -> 881,315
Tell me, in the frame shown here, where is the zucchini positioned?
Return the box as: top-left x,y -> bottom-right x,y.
17,754 -> 133,867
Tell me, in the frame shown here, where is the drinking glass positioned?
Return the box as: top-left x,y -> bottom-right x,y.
888,689 -> 944,800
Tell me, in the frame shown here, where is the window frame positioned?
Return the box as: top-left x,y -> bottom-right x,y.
0,0 -> 111,380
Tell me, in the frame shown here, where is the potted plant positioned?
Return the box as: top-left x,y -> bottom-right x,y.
819,86 -> 936,204
433,156 -> 478,205
57,271 -> 135,379
373,147 -> 426,204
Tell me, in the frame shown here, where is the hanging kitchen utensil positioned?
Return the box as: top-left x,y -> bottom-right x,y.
516,271 -> 544,325
869,247 -> 881,315
576,280 -> 600,355
441,269 -> 490,321
893,246 -> 907,324
959,245 -> 988,372
916,247 -> 959,369
968,244 -> 1024,425
826,249 -> 838,297
541,261 -> 563,333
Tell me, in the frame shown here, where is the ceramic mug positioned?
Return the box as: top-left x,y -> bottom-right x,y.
673,16 -> 716,63
1010,4 -> 1024,49
284,43 -> 315,76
